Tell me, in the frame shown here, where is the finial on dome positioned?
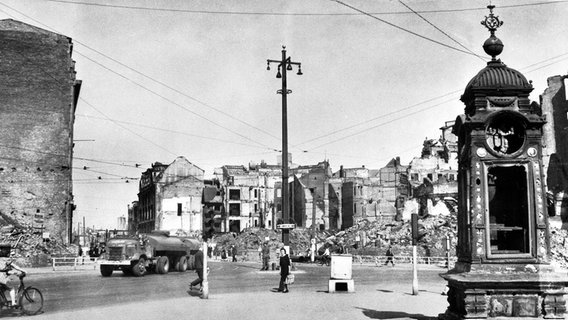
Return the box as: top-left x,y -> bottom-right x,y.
481,5 -> 504,61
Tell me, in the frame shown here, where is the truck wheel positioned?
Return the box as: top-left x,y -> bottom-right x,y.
132,258 -> 146,277
100,265 -> 113,277
156,256 -> 169,274
177,256 -> 188,272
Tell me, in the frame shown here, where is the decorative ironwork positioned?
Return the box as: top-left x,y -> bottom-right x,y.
481,5 -> 503,35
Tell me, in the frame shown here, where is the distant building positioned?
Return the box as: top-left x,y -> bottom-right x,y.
0,20 -> 81,243
136,157 -> 204,234
378,157 -> 409,205
335,163 -> 405,229
291,161 -> 333,230
214,161 -> 280,232
127,201 -> 139,234
541,74 -> 568,193
408,121 -> 458,199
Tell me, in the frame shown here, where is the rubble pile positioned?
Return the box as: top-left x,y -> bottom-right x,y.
0,224 -> 76,267
214,214 -> 458,259
213,228 -> 281,253
219,213 -> 568,269
550,227 -> 568,269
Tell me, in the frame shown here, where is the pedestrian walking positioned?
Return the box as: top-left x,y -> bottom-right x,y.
261,242 -> 270,271
385,245 -> 395,266
207,245 -> 212,259
231,245 -> 237,262
189,247 -> 204,292
78,246 -> 84,265
213,246 -> 219,260
277,248 -> 291,293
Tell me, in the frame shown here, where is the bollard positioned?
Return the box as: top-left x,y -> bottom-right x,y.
271,262 -> 275,270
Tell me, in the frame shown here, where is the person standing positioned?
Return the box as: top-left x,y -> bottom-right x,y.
278,248 -> 291,293
189,247 -> 204,292
261,242 -> 270,271
385,245 -> 395,266
231,245 -> 237,262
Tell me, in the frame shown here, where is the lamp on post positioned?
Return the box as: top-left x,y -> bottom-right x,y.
266,46 -> 303,245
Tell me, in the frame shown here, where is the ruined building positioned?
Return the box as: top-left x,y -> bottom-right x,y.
335,163 -> 406,229
408,121 -> 458,199
214,161 -> 280,232
0,20 -> 81,243
135,157 -> 204,234
541,74 -> 568,193
290,161 -> 334,230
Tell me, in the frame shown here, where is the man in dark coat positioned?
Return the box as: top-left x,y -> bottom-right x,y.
189,247 -> 204,292
231,245 -> 237,262
278,248 -> 291,293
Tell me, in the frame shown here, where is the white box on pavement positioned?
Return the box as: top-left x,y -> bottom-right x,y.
330,254 -> 352,280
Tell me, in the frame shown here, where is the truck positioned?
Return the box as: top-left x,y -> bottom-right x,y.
98,231 -> 201,277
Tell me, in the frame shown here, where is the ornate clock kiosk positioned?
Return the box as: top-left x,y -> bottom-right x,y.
440,6 -> 568,319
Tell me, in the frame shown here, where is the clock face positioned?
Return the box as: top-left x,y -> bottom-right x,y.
485,114 -> 526,156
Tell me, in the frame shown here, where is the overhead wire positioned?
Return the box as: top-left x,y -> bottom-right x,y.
45,0 -> 568,15
308,97 -> 455,151
294,90 -> 461,147
76,113 -> 271,150
0,2 -> 281,153
332,0 -> 482,58
398,0 -> 486,62
78,98 -> 179,158
2,1 -> 567,167
74,52 -> 278,151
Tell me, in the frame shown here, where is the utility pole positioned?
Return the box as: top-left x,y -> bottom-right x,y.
311,187 -> 317,262
267,46 -> 303,245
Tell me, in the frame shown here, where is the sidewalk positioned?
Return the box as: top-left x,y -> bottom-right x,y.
31,264 -> 448,320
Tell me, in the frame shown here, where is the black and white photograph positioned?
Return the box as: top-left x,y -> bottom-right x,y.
1,1 -> 568,319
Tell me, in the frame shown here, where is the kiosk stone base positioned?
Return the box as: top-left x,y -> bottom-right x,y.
439,266 -> 568,319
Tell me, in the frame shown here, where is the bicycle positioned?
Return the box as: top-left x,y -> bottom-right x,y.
318,255 -> 330,266
0,271 -> 44,316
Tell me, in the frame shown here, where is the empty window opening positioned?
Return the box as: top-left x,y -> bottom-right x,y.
229,203 -> 241,216
487,165 -> 530,255
229,189 -> 241,201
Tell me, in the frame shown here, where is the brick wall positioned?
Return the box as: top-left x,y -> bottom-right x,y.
0,20 -> 80,243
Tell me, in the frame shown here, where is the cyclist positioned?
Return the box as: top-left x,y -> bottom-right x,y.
0,252 -> 26,306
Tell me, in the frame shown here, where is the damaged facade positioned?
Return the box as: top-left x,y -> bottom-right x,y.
336,163 -> 404,229
214,161 -> 280,233
0,20 -> 81,243
135,157 -> 204,234
290,161 -> 333,230
541,74 -> 568,225
408,121 -> 458,200
129,138 -> 458,236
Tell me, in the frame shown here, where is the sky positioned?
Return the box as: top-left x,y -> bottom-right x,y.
0,0 -> 566,229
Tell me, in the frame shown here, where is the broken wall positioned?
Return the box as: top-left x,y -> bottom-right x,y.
0,20 -> 80,243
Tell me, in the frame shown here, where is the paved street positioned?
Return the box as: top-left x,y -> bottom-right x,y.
19,261 -> 450,320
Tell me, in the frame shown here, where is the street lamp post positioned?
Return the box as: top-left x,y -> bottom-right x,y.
267,46 -> 302,245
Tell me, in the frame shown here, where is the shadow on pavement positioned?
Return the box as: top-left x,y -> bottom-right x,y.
376,289 -> 394,293
356,307 -> 437,320
186,290 -> 203,297
403,289 -> 440,296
